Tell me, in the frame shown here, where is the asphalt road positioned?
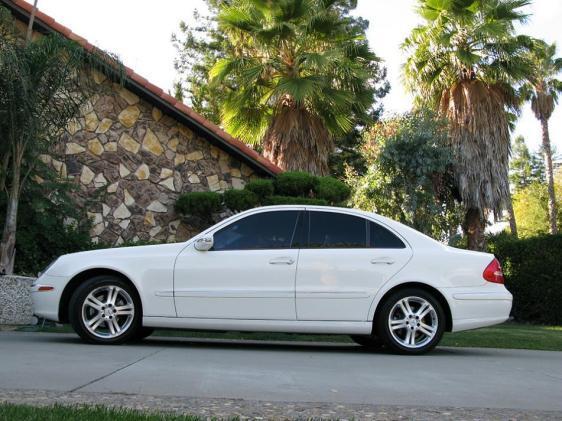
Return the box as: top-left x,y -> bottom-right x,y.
1,332 -> 561,411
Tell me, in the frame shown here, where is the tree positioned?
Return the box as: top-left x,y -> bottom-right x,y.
202,0 -> 385,175
348,111 -> 462,241
520,40 -> 562,234
0,6 -> 121,274
173,1 -> 229,124
512,174 -> 562,237
403,0 -> 532,250
173,1 -> 389,176
509,135 -> 544,190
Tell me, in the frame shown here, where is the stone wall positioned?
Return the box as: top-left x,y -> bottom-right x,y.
43,70 -> 259,245
0,276 -> 35,325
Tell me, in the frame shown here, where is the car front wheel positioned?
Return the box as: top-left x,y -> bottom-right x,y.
69,276 -> 142,344
376,288 -> 445,355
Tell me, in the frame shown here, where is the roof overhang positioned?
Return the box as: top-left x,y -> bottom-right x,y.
0,0 -> 282,177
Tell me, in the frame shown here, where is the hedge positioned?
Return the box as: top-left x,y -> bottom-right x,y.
315,176 -> 351,204
245,179 -> 274,199
223,189 -> 259,211
264,195 -> 329,206
175,171 -> 351,222
488,233 -> 562,325
274,171 -> 319,197
175,191 -> 222,220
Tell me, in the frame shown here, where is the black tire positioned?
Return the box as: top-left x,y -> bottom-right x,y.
350,334 -> 384,349
69,275 -> 142,345
375,288 -> 445,355
132,327 -> 155,341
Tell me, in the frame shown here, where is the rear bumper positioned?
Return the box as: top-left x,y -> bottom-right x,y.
440,284 -> 513,332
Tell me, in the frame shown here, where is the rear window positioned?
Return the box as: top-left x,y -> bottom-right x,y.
308,211 -> 368,248
369,222 -> 405,249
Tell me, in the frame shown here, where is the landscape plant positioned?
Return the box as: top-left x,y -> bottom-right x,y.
175,172 -> 350,224
520,39 -> 562,234
348,111 -> 462,241
175,0 -> 388,175
403,0 -> 532,250
0,6 -> 121,274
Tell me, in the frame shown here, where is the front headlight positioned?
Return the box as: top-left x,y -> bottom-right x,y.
37,257 -> 59,278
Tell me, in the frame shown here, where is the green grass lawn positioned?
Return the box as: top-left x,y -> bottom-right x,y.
0,403 -> 201,421
16,322 -> 562,351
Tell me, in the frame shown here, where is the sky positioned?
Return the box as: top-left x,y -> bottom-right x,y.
35,0 -> 562,156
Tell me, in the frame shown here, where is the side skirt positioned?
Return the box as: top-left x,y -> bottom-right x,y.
143,317 -> 372,335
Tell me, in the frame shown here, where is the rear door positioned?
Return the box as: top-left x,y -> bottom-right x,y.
295,210 -> 412,321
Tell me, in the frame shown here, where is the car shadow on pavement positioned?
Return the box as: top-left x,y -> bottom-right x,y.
44,332 -> 497,357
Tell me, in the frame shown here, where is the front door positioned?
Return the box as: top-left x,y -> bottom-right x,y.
173,209 -> 303,320
296,210 -> 412,321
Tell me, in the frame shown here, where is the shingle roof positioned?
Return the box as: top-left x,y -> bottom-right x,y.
1,0 -> 282,176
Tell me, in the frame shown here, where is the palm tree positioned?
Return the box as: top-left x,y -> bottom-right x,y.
403,0 -> 532,250
0,5 -> 122,274
209,0 -> 381,175
520,40 -> 562,234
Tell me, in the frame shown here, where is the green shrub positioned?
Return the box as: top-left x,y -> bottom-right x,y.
315,176 -> 351,204
223,189 -> 259,211
274,171 -> 319,197
175,192 -> 222,218
488,233 -> 562,325
264,195 -> 328,206
1,178 -> 94,276
245,179 -> 274,200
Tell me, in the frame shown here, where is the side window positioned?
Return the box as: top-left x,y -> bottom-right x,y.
369,222 -> 406,249
309,211 -> 367,248
212,211 -> 300,251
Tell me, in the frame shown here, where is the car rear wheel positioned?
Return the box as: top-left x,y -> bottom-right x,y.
376,288 -> 445,355
69,275 -> 142,344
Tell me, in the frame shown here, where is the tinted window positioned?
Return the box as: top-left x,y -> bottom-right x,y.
309,212 -> 367,248
213,211 -> 299,251
369,222 -> 405,249
290,211 -> 307,249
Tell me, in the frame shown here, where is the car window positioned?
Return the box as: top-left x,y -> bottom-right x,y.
309,211 -> 367,248
369,221 -> 406,249
290,211 -> 307,249
212,211 -> 300,251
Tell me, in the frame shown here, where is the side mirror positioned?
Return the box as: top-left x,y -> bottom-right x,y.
194,235 -> 214,251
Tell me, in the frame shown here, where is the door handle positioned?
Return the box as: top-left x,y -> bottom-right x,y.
371,257 -> 395,265
269,257 -> 295,265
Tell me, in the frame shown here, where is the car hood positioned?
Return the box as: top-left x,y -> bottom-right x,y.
64,242 -> 187,259
46,242 -> 188,277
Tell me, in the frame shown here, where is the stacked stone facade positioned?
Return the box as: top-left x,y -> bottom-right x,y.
43,70 -> 260,245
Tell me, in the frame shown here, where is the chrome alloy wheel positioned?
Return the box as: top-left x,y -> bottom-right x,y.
81,285 -> 135,339
388,296 -> 438,349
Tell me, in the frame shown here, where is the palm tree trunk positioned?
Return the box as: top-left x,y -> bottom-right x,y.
262,107 -> 333,175
0,162 -> 21,275
25,0 -> 39,45
540,117 -> 558,234
506,193 -> 518,237
0,0 -> 38,275
464,208 -> 486,251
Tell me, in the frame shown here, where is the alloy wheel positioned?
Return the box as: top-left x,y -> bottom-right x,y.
81,285 -> 135,339
387,296 -> 438,349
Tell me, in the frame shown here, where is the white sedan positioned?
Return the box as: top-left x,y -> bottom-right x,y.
32,205 -> 512,354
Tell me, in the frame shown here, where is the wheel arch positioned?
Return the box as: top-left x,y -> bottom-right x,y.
58,268 -> 141,323
371,282 -> 453,332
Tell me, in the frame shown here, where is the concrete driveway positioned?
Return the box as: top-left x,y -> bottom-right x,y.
1,331 -> 561,414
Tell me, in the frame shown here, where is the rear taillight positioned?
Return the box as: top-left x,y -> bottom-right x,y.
483,258 -> 505,284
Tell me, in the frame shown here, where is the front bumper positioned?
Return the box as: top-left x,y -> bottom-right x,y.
31,274 -> 69,322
